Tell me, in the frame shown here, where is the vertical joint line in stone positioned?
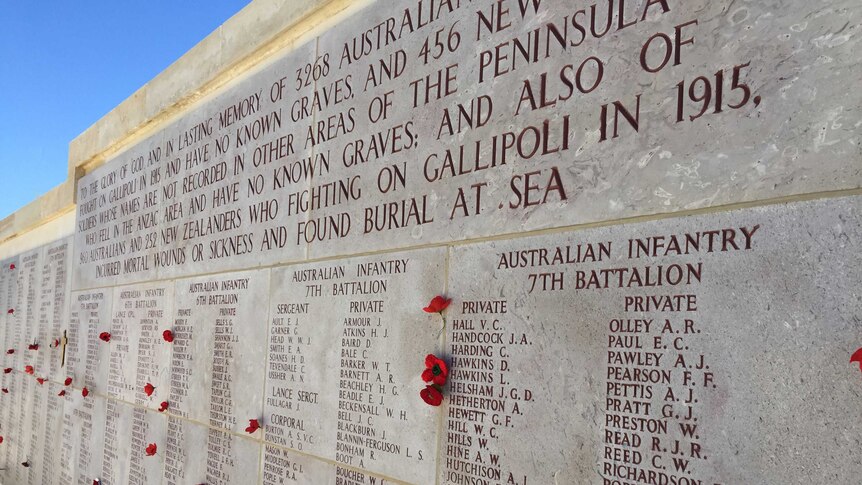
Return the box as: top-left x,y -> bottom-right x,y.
257,267 -> 276,479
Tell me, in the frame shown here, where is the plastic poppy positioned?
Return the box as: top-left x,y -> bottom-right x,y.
144,383 -> 155,397
423,296 -> 451,313
24,365 -> 34,375
158,401 -> 169,412
420,385 -> 444,406
3,368 -> 10,374
64,377 -> 72,386
28,343 -> 38,351
422,354 -> 449,386
82,387 -> 89,397
36,378 -> 45,385
98,332 -> 111,343
245,419 -> 261,434
58,390 -> 66,397
163,330 -> 174,343
145,443 -> 157,456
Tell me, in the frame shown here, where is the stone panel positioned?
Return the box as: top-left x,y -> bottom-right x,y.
42,237 -> 73,382
441,195 -> 862,484
168,269 -> 269,434
263,248 -> 445,482
106,282 -> 174,409
67,289 -> 113,395
162,416 -> 261,485
72,0 -> 862,288
261,444 -> 400,484
58,391 -> 108,485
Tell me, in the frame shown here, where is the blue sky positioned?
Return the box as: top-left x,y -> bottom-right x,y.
0,1 -> 250,219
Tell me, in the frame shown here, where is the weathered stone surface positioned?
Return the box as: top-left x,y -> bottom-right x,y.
441,195 -> 862,484
67,289 -> 113,395
261,443 -> 396,484
57,391 -> 107,484
106,282 -> 174,409
73,0 -> 862,288
41,238 -> 73,382
263,247 -> 445,481
168,269 -> 269,434
162,416 -> 261,484
72,42 -> 318,289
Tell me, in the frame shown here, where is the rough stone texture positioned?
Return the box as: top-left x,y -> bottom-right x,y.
162,416 -> 261,484
442,195 -> 862,484
107,282 -> 174,411
168,268 -> 269,435
0,0 -> 860,483
67,289 -> 112,395
72,0 -> 862,288
263,248 -> 445,482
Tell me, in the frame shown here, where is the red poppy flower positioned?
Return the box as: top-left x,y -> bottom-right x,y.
52,339 -> 60,348
6,349 -> 13,354
9,263 -> 15,270
93,480 -> 100,485
422,354 -> 449,386
82,387 -> 89,397
1,388 -> 7,394
420,385 -> 444,406
245,419 -> 261,434
58,390 -> 66,397
36,378 -> 45,385
162,330 -> 174,343
158,401 -> 169,412
3,368 -> 10,374
64,377 -> 72,386
0,436 -> 3,443
98,332 -> 111,343
423,296 -> 451,314
24,365 -> 34,375
6,309 -> 13,315
145,443 -> 157,456
851,348 -> 862,371
144,383 -> 155,397
28,343 -> 38,351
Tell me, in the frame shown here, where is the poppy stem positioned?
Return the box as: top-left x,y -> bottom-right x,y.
436,314 -> 447,339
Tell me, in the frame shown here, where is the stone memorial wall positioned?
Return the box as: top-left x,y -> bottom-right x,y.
0,0 -> 860,483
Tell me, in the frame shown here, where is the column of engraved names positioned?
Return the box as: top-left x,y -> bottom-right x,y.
333,261 -> 417,472
168,309 -> 192,417
107,295 -> 133,398
19,252 -> 37,368
206,279 -> 244,428
196,276 -> 253,482
84,292 -> 107,388
601,227 -> 759,484
163,417 -> 187,484
133,287 -> 167,406
47,243 -> 69,377
266,295 -> 316,450
40,393 -> 63,481
128,407 -> 151,483
58,405 -> 75,483
445,299 -> 531,484
101,400 -> 121,482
